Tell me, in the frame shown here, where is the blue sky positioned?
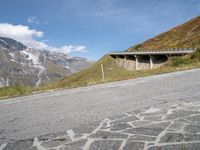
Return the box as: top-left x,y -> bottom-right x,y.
0,0 -> 199,60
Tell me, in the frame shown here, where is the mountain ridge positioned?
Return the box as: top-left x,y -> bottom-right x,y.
0,37 -> 93,87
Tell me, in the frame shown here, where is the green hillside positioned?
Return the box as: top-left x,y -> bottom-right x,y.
40,55 -> 134,90
128,16 -> 200,51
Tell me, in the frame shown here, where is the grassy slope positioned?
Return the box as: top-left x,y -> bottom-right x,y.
0,86 -> 32,99
128,16 -> 200,51
40,55 -> 134,90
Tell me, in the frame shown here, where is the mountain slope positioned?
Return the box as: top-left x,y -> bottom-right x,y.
128,15 -> 200,51
0,37 -> 93,87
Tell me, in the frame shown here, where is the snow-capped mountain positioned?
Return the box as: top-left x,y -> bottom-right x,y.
0,37 -> 93,87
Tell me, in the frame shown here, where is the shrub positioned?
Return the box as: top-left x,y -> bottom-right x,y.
191,48 -> 200,60
134,44 -> 142,50
170,56 -> 191,67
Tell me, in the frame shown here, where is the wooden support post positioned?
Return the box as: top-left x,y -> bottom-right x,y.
101,64 -> 105,80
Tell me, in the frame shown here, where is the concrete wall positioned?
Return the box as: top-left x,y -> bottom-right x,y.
137,55 -> 150,70
151,55 -> 168,69
113,55 -> 168,71
116,58 -> 136,71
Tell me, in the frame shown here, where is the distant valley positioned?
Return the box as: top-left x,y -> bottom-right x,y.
0,37 -> 93,87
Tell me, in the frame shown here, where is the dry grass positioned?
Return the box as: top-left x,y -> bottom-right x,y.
129,16 -> 200,51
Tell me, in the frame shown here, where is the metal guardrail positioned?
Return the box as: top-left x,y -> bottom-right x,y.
109,48 -> 197,55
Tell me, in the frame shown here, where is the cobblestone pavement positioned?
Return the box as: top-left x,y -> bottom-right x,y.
1,98 -> 200,150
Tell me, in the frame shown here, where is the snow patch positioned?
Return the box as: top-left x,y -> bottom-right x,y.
0,81 -> 4,87
63,65 -> 69,69
9,52 -> 15,58
21,49 -> 41,66
20,48 -> 46,87
0,77 -> 9,87
0,39 -> 8,45
10,59 -> 16,62
36,67 -> 46,87
9,53 -> 16,62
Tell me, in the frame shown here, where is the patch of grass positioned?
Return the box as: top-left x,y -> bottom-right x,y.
168,48 -> 200,67
0,85 -> 32,99
134,44 -> 142,50
191,49 -> 200,60
169,56 -> 192,67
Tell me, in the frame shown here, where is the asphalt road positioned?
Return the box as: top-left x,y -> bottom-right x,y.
1,69 -> 200,143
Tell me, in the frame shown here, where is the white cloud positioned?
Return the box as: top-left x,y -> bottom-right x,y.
27,16 -> 40,24
57,45 -> 87,53
0,23 -> 43,41
0,23 -> 86,54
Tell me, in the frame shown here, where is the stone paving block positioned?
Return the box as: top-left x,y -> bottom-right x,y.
174,118 -> 190,124
123,122 -> 170,136
38,131 -> 69,141
61,139 -> 87,150
0,138 -> 7,146
108,114 -> 128,120
127,109 -> 145,115
123,140 -> 145,150
129,134 -> 156,142
131,121 -> 153,127
165,110 -> 200,120
100,121 -> 110,130
3,139 -> 36,150
89,130 -> 128,139
186,115 -> 200,123
149,143 -> 200,150
143,115 -> 163,122
89,140 -> 122,150
147,142 -> 156,146
159,132 -> 184,143
111,116 -> 139,125
184,133 -> 200,142
141,109 -> 167,117
73,122 -> 100,134
110,123 -> 132,131
41,137 -> 69,148
184,124 -> 200,133
167,122 -> 184,131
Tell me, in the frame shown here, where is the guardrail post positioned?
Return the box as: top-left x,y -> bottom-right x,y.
135,55 -> 138,71
101,64 -> 105,81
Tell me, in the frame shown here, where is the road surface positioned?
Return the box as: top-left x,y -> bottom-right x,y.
1,68 -> 200,149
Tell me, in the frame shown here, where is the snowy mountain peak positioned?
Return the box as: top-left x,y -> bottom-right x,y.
0,37 -> 93,87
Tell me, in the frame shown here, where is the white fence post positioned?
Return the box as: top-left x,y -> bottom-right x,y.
101,64 -> 105,80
